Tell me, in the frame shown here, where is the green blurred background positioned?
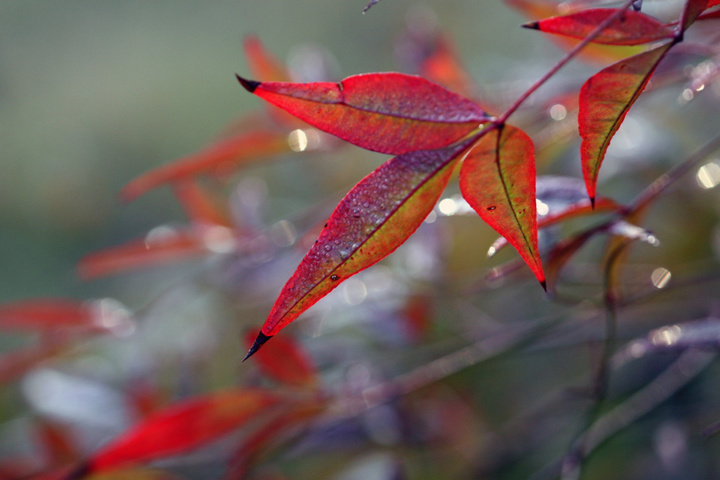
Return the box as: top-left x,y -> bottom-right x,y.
0,0 -> 538,306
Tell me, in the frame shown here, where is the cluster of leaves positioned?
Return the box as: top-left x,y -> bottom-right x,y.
2,1 -> 720,479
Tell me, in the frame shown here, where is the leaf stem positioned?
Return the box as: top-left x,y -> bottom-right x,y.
629,132 -> 720,214
498,0 -> 639,125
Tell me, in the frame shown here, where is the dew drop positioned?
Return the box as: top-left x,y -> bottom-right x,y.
334,239 -> 341,245
324,244 -> 332,251
331,275 -> 339,281
487,206 -> 496,211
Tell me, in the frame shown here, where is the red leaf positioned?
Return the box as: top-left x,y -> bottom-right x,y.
237,73 -> 489,155
682,0 -> 713,30
544,228 -> 598,294
419,35 -> 479,102
0,342 -> 66,383
698,9 -> 720,20
243,35 -> 293,83
579,42 -> 673,202
524,8 -> 674,45
0,299 -> 93,332
77,226 -> 236,279
506,0 -> 646,63
243,36 -> 306,129
246,140 -> 474,355
120,127 -> 290,202
401,293 -> 433,342
36,419 -> 79,467
243,329 -> 318,388
225,402 -> 325,480
459,125 -> 545,286
88,389 -> 283,472
488,197 -> 622,257
172,180 -> 232,227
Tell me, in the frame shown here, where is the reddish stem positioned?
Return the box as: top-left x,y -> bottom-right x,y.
498,0 -> 639,125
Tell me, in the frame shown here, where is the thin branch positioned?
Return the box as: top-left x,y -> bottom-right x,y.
630,132 -> 720,213
498,0 -> 639,124
561,350 -> 714,480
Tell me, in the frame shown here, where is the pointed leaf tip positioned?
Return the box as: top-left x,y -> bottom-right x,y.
540,279 -> 547,292
236,74 -> 260,93
246,72 -> 488,155
459,125 -> 545,285
522,21 -> 540,29
65,462 -> 91,480
590,196 -> 596,209
243,331 -> 273,362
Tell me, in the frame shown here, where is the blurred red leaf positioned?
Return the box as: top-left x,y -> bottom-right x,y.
247,140 -> 474,355
224,402 -> 325,480
127,377 -> 166,421
243,329 -> 318,388
419,35 -> 479,103
682,0 -> 714,30
506,0 -> 646,63
36,419 -> 79,468
0,342 -> 65,384
172,180 -> 232,227
401,293 -> 433,342
237,72 -> 489,155
0,299 -> 94,332
459,125 -> 545,287
77,226 -> 236,279
697,9 -> 720,20
539,197 -> 622,226
579,42 -> 673,203
488,197 -> 622,257
544,227 -> 598,294
120,127 -> 290,202
524,8 -> 674,46
243,35 -> 305,129
87,389 -> 283,472
244,35 -> 293,83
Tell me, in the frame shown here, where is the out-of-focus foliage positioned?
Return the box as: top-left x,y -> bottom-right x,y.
2,1 -> 720,480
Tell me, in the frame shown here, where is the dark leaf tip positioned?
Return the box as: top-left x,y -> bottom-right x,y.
540,279 -> 548,292
243,331 -> 273,362
522,21 -> 540,30
590,196 -> 596,209
236,74 -> 260,93
63,462 -> 92,480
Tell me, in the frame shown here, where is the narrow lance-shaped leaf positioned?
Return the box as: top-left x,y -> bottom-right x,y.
697,9 -> 720,20
579,42 -> 673,203
237,73 -> 489,155
459,125 -> 545,287
506,0 -> 647,63
243,35 -> 293,83
681,0 -> 713,30
488,197 -> 622,257
120,127 -> 290,202
83,389 -> 283,474
243,329 -> 318,388
173,180 -> 233,227
0,299 -> 94,332
523,8 -> 674,46
0,342 -> 67,384
246,140 -> 474,358
243,35 -> 307,129
418,35 -> 483,105
544,227 -> 599,295
77,226 -> 236,279
225,402 -> 326,480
